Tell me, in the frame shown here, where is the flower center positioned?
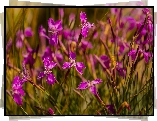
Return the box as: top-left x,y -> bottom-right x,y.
70,59 -> 76,67
44,69 -> 52,75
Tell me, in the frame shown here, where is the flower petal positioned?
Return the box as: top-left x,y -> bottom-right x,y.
55,52 -> 63,62
42,47 -> 53,60
77,81 -> 89,89
48,108 -> 54,115
89,86 -> 97,95
12,76 -> 23,90
111,8 -> 118,14
81,26 -> 88,38
24,27 -> 33,37
46,73 -> 56,85
69,52 -> 76,60
49,34 -> 58,46
48,18 -> 55,30
100,55 -> 110,69
116,67 -> 126,77
55,20 -> 63,31
37,72 -> 45,80
48,61 -> 57,70
62,62 -> 72,69
75,62 -> 86,75
43,57 -> 57,69
80,39 -> 93,50
16,40 -> 23,48
128,49 -> 137,61
39,25 -> 46,36
143,52 -> 150,63
91,78 -> 103,85
18,88 -> 25,96
69,13 -> 75,23
13,94 -> 23,105
80,11 -> 87,24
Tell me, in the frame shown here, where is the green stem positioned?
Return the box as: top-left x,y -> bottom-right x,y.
20,106 -> 30,116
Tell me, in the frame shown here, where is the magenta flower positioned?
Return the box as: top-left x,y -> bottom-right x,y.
37,57 -> 57,85
80,11 -> 94,38
62,52 -> 86,75
16,27 -> 33,49
12,76 -> 25,105
77,78 -> 102,95
47,18 -> 63,46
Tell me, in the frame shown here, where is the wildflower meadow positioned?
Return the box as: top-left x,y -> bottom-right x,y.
5,7 -> 154,115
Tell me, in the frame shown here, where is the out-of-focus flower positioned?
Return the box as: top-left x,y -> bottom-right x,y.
63,27 -> 81,42
16,27 -> 33,49
69,13 -> 75,23
48,108 -> 54,115
100,55 -> 126,77
12,76 -> 25,105
62,51 -> 86,75
52,51 -> 63,62
77,78 -> 102,95
42,46 -> 53,61
79,39 -> 93,50
110,37 -> 129,55
24,27 -> 33,37
48,18 -> 63,33
22,49 -> 35,67
106,105 -> 116,114
47,18 -> 63,46
128,49 -> 152,63
111,8 -> 118,14
37,57 -> 57,85
80,11 -> 94,38
59,8 -> 64,18
143,8 -> 150,15
120,16 -> 136,30
39,25 -> 47,37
